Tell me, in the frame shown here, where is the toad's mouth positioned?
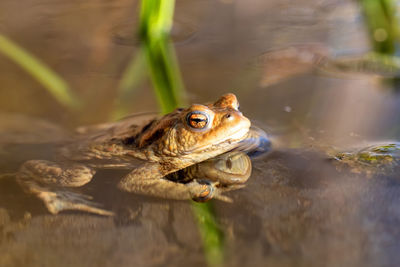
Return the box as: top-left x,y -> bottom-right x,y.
216,126 -> 250,145
188,126 -> 250,155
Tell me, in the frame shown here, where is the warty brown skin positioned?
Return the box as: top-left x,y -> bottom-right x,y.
16,94 -> 251,215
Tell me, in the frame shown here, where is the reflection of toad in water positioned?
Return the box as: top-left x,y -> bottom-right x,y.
168,125 -> 271,202
167,151 -> 253,202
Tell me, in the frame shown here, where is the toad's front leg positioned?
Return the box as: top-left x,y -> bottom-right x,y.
17,160 -> 113,216
118,163 -> 216,201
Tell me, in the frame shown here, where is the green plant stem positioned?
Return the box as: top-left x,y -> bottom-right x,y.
143,39 -> 184,113
137,1 -> 225,266
139,0 -> 184,114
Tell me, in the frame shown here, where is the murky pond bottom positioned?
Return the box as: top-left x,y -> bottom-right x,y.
1,0 -> 400,266
2,149 -> 399,267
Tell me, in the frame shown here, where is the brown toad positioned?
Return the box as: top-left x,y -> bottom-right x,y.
16,94 -> 252,215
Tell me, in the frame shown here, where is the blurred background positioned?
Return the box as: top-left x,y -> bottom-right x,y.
1,0 -> 400,267
0,0 -> 399,142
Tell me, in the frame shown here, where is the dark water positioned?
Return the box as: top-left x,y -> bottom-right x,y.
1,0 -> 400,266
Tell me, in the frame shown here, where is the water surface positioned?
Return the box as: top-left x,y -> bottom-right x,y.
1,0 -> 400,267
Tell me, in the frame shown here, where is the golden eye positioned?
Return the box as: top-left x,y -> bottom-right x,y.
186,111 -> 210,130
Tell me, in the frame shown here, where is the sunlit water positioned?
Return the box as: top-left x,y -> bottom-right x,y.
1,0 -> 400,267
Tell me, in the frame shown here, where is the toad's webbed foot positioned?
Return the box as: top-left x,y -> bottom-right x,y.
189,180 -> 246,203
187,180 -> 216,202
38,189 -> 114,216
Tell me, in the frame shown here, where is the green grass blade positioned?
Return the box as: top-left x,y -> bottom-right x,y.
118,49 -> 147,96
113,49 -> 148,119
360,0 -> 399,54
0,34 -> 79,108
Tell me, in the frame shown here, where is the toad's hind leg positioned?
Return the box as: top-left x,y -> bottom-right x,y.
17,160 -> 113,216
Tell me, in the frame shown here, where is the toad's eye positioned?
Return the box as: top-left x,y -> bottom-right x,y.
186,111 -> 210,130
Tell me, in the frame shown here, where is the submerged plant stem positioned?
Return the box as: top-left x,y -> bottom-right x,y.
192,202 -> 225,267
